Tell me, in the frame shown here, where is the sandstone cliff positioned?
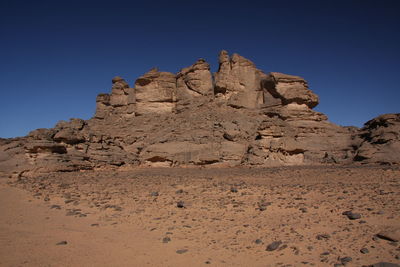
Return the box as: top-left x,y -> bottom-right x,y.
1,51 -> 398,177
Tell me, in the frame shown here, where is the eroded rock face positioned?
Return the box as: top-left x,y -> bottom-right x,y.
1,50 -> 399,177
175,59 -> 214,112
249,118 -> 355,166
263,72 -> 319,108
354,114 -> 400,164
134,69 -> 177,115
214,50 -> 266,109
177,59 -> 213,97
53,119 -> 86,144
95,76 -> 135,119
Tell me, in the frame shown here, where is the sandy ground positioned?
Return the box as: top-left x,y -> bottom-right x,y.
0,166 -> 399,267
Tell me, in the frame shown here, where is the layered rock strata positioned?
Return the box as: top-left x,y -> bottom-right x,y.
1,50 -> 398,177
95,76 -> 135,119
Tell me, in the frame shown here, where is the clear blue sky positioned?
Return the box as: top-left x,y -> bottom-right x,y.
1,0 -> 399,138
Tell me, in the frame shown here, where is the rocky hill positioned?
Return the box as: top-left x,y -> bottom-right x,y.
1,50 -> 399,177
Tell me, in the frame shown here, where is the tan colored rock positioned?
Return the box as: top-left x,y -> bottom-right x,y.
109,76 -> 135,107
214,51 -> 318,111
28,128 -> 56,140
140,142 -> 219,166
177,59 -> 213,97
52,119 -> 86,144
1,50 -> 399,176
95,93 -> 111,119
175,59 -> 214,112
377,227 -> 400,242
25,140 -> 67,154
95,77 -> 135,119
250,115 -> 355,166
214,50 -> 265,109
135,69 -> 177,115
262,72 -> 319,108
0,138 -> 30,177
262,103 -> 327,121
220,141 -> 247,165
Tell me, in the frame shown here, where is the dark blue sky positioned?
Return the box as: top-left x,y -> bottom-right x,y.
1,0 -> 399,138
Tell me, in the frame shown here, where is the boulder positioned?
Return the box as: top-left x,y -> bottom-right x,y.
377,227 -> 400,242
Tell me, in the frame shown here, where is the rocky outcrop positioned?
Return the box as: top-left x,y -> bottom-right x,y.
262,72 -> 319,108
214,50 -> 266,109
53,118 -> 86,144
176,59 -> 213,112
95,76 -> 135,119
0,50 -> 399,177
249,118 -> 356,165
134,69 -> 177,115
177,59 -> 213,97
354,114 -> 400,164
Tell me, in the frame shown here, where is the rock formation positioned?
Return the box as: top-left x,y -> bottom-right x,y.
135,69 -> 176,115
214,50 -> 266,109
0,50 -> 399,177
95,76 -> 135,119
354,113 -> 400,164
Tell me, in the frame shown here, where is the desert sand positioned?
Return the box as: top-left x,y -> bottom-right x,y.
1,166 -> 399,267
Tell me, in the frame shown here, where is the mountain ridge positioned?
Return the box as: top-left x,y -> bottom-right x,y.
1,50 -> 399,178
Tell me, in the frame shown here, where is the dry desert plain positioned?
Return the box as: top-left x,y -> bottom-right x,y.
1,166 -> 400,267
